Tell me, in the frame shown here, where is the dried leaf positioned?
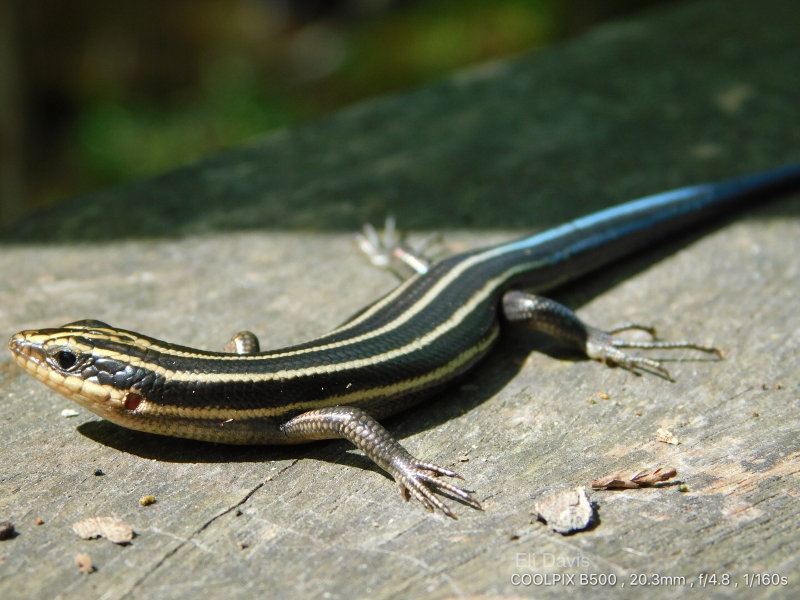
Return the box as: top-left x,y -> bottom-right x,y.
656,427 -> 679,445
75,552 -> 95,574
532,487 -> 594,534
73,517 -> 134,545
592,467 -> 678,489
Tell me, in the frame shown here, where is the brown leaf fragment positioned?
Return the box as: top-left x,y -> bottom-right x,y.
75,552 -> 95,574
656,427 -> 679,445
532,487 -> 594,534
592,467 -> 678,489
72,517 -> 135,545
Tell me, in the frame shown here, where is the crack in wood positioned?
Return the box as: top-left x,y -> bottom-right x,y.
121,481 -> 266,598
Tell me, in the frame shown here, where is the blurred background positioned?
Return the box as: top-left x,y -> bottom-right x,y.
0,0 -> 675,227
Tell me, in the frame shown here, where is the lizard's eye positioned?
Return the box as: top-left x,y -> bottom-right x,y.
51,349 -> 79,371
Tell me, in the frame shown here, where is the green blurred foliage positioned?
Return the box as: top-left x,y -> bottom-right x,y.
75,1 -> 561,187
77,53 -> 297,183
339,0 -> 561,92
16,0 -> 672,214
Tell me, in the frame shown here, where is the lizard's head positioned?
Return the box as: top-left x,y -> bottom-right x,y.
8,320 -> 148,419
